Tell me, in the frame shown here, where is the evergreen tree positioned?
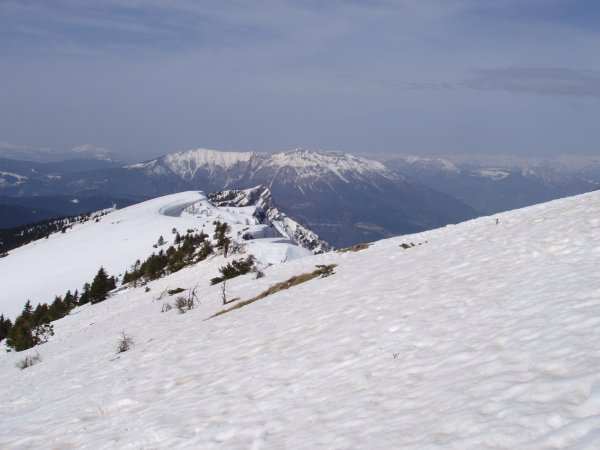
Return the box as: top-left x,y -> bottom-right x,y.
0,314 -> 12,342
79,283 -> 91,305
89,266 -> 116,304
6,316 -> 34,351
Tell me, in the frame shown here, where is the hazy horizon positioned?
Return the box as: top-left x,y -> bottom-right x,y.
1,1 -> 599,161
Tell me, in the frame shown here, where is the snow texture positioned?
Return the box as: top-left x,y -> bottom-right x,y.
1,191 -> 600,449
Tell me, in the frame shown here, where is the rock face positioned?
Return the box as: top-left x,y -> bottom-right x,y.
208,185 -> 333,254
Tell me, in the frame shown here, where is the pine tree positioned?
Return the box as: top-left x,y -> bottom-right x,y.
89,266 -> 115,304
0,314 -> 12,342
79,283 -> 91,305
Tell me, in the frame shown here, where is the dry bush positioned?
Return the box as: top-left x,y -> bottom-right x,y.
174,285 -> 199,313
16,352 -> 42,370
116,331 -> 134,354
338,243 -> 371,253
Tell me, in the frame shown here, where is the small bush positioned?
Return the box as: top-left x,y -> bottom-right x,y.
16,352 -> 42,370
211,255 -> 255,285
174,296 -> 188,313
315,264 -> 335,277
167,287 -> 186,296
116,331 -> 134,354
255,270 -> 265,279
174,285 -> 199,313
338,243 -> 371,253
161,303 -> 172,313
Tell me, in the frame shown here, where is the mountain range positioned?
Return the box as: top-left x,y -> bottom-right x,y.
0,148 -> 480,247
383,154 -> 600,214
1,146 -> 598,247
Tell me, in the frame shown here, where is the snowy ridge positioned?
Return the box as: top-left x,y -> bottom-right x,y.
208,185 -> 333,254
2,193 -> 600,447
0,171 -> 28,187
163,148 -> 254,180
127,147 -> 399,186
403,155 -> 459,172
0,191 -> 312,319
263,149 -> 396,183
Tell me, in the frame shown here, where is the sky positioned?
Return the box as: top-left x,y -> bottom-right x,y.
1,0 -> 599,161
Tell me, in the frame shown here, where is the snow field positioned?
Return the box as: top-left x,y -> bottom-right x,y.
0,191 -> 310,319
1,191 -> 600,448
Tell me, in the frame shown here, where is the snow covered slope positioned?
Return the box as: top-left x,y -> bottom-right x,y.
0,191 -> 314,319
1,191 -> 600,448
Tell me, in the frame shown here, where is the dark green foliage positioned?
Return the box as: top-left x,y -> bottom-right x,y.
122,231 -> 212,285
5,300 -> 56,352
0,314 -> 13,342
0,211 -> 109,254
211,255 -> 255,285
213,221 -> 231,250
78,282 -> 92,305
4,269 -> 112,351
167,287 -> 185,295
89,267 -> 117,304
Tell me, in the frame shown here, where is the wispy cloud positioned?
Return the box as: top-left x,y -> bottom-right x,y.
464,67 -> 600,97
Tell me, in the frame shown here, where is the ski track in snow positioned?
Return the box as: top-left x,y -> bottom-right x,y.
1,192 -> 600,448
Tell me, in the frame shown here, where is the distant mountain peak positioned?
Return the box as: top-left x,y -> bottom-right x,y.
264,148 -> 398,184
0,141 -> 122,163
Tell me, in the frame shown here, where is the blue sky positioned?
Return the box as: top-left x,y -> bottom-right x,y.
1,0 -> 599,160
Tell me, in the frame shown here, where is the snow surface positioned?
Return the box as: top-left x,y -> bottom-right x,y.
1,191 -> 600,448
266,149 -> 395,183
472,169 -> 511,180
0,191 -> 310,319
163,149 -> 254,180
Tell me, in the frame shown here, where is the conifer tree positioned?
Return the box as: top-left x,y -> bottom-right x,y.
0,314 -> 12,342
79,283 -> 91,305
89,266 -> 116,304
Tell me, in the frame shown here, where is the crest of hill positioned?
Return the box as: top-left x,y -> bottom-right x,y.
0,190 -> 322,319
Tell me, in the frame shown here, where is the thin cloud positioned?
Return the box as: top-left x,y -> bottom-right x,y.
464,67 -> 600,97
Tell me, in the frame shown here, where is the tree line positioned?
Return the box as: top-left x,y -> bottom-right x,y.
1,224 -> 233,352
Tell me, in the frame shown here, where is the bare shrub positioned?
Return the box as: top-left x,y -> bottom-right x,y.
221,281 -> 239,305
174,296 -> 187,313
174,285 -> 200,313
116,331 -> 134,354
255,270 -> 265,279
161,303 -> 172,313
338,243 -> 371,253
16,352 -> 42,370
315,264 -> 335,278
